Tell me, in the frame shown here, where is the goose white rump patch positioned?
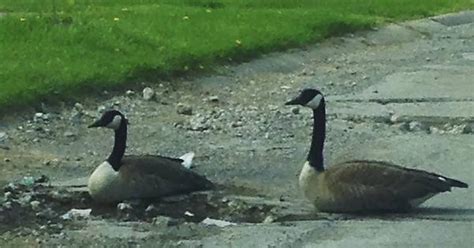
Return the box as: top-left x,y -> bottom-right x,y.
180,152 -> 195,169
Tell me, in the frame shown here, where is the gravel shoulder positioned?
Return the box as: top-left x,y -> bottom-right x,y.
1,11 -> 473,247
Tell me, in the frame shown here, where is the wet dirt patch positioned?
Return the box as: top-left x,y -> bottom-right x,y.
0,176 -> 285,236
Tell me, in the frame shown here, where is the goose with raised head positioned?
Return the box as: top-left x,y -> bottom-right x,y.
87,110 -> 213,203
285,88 -> 468,213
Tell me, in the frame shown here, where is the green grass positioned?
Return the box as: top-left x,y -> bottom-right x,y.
0,0 -> 472,111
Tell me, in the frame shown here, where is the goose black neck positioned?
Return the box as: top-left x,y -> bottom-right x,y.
307,100 -> 326,172
107,121 -> 127,171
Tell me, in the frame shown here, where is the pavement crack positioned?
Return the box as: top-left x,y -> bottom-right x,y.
332,97 -> 474,104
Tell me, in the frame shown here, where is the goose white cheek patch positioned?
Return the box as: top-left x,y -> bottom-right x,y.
306,94 -> 323,109
106,115 -> 122,130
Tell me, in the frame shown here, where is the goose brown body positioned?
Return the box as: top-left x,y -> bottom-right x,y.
88,155 -> 213,203
287,88 -> 468,213
87,110 -> 213,203
299,160 -> 467,212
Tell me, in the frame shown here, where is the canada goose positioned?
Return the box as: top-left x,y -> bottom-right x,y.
87,110 -> 213,203
285,88 -> 468,213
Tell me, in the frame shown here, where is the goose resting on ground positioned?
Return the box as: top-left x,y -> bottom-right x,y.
87,110 -> 213,203
285,88 -> 468,213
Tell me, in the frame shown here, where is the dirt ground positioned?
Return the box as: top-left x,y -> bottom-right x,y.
1,11 -> 473,247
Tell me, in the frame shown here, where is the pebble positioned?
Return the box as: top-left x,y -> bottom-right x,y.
97,105 -> 107,113
177,103 -> 193,115
117,202 -> 133,212
263,215 -> 276,224
30,200 -> 41,210
291,107 -> 300,115
188,117 -> 210,131
43,158 -> 60,166
209,96 -> 219,102
429,126 -> 443,134
145,204 -> 158,214
231,121 -> 243,128
73,103 -> 84,113
408,121 -> 424,132
389,114 -> 401,123
152,216 -> 172,227
4,191 -> 12,199
126,90 -> 135,96
447,124 -> 465,134
63,131 -> 76,138
0,132 -> 8,142
33,112 -> 49,122
142,87 -> 155,100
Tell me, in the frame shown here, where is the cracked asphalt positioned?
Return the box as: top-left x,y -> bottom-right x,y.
0,11 -> 473,247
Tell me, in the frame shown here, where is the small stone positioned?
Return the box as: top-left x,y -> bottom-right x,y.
117,202 -> 133,212
0,132 -> 8,142
126,90 -> 135,96
291,107 -> 300,115
97,105 -> 107,113
63,131 -> 76,138
209,96 -> 219,102
142,87 -> 155,100
177,103 -> 193,115
263,215 -> 276,224
145,204 -> 158,214
61,208 -> 92,220
429,126 -> 443,134
4,158 -> 10,162
390,114 -> 401,124
18,194 -> 32,207
43,159 -> 60,167
188,118 -> 210,131
408,121 -> 424,132
73,103 -> 84,113
30,200 -> 41,210
3,201 -> 13,209
33,112 -> 46,122
4,192 -> 12,199
231,121 -> 243,128
447,124 -> 465,134
152,216 -> 172,227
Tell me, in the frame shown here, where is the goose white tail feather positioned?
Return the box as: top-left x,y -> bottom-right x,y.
180,152 -> 195,169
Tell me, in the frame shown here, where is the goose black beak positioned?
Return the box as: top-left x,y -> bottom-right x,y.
285,97 -> 302,106
88,120 -> 102,128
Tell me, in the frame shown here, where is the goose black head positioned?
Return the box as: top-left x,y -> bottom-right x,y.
88,110 -> 127,130
285,88 -> 324,109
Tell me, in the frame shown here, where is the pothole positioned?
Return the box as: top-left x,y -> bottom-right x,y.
0,176 -> 284,235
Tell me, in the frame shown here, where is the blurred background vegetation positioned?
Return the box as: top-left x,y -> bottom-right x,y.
0,0 -> 472,110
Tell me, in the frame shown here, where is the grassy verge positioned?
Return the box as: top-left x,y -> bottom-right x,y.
0,0 -> 472,111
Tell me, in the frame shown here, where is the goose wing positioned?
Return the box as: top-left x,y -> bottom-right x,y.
325,160 -> 467,209
120,155 -> 213,196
